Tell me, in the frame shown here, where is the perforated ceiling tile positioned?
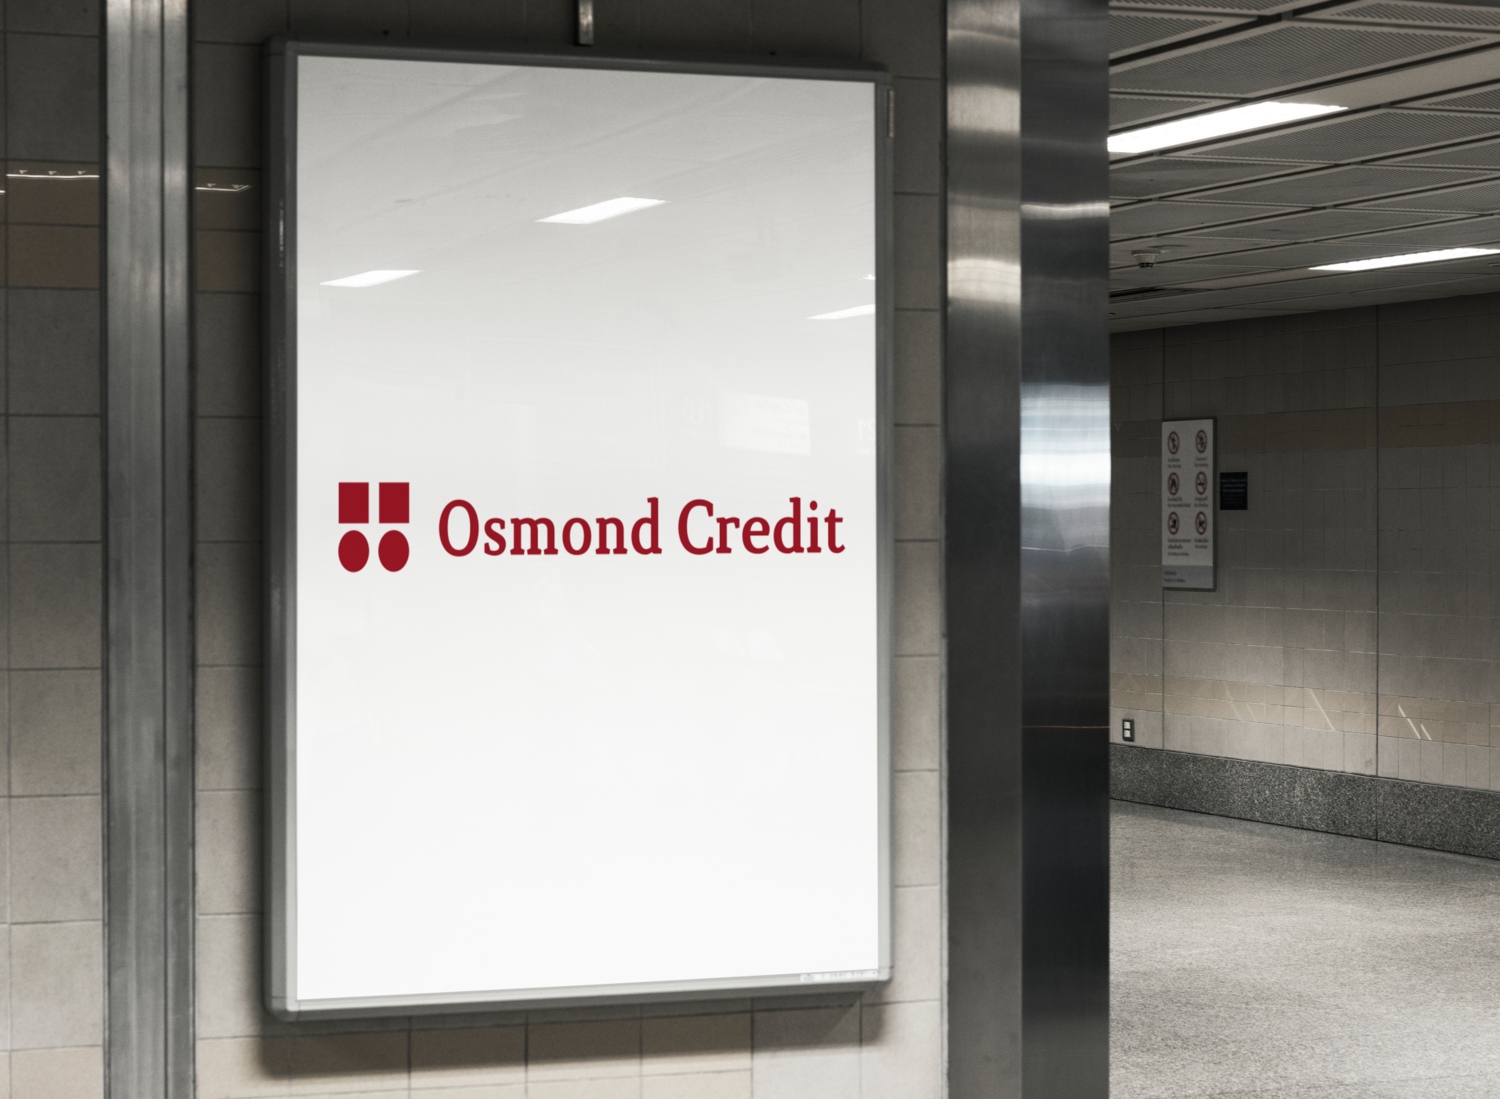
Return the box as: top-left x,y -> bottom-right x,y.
1110,11 -> 1240,55
1182,109 -> 1500,162
1418,83 -> 1500,112
1397,135 -> 1500,168
1110,24 -> 1487,97
1110,236 -> 1288,266
1110,157 -> 1302,199
1312,0 -> 1500,31
1111,200 -> 1297,238
1192,164 -> 1487,205
1190,207 -> 1461,240
1111,94 -> 1231,129
1187,239 -> 1409,267
1111,262 -> 1273,288
1362,176 -> 1500,211
1111,0 -> 1305,12
1347,212 -> 1500,248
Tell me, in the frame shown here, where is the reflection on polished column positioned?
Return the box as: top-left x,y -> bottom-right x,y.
946,0 -> 1110,1092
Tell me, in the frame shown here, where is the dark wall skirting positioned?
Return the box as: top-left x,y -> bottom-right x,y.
1111,745 -> 1500,862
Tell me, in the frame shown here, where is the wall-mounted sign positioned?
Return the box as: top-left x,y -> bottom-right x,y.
1219,471 -> 1247,511
1162,419 -> 1214,589
266,43 -> 892,1019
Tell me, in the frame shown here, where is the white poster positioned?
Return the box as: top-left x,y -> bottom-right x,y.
1161,418 -> 1214,589
268,47 -> 889,1018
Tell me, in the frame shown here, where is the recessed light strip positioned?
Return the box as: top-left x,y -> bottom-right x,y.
1108,101 -> 1346,155
1310,247 -> 1500,272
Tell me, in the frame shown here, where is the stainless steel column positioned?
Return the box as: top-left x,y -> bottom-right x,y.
105,0 -> 195,1096
946,0 -> 1110,1091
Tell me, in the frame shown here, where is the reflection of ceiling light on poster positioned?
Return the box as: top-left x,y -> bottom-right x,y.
319,269 -> 419,287
269,43 -> 891,1021
539,196 -> 664,223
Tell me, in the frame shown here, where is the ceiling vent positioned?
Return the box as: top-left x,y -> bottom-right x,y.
1110,12 -> 1240,56
1110,157 -> 1302,199
1182,109 -> 1500,162
1190,164 -> 1489,205
1110,24 -> 1487,97
1311,1 -> 1500,32
1111,94 -> 1230,129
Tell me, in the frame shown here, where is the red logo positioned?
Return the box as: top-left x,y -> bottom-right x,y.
339,482 -> 410,572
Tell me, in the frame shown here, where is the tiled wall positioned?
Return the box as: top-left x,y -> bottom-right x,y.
2,0 -> 107,1097
192,1 -> 944,1097
1112,293 -> 1500,795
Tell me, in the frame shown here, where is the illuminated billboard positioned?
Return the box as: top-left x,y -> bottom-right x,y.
265,42 -> 891,1018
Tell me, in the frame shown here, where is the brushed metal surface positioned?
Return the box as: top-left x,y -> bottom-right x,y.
947,0 -> 1110,1092
105,0 -> 195,1095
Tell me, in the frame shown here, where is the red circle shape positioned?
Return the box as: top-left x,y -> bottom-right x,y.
379,529 -> 410,572
339,530 -> 369,572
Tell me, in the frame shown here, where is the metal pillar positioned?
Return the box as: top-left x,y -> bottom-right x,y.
104,0 -> 195,1095
945,0 -> 1111,1091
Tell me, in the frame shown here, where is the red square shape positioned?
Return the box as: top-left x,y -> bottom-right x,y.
338,482 -> 369,524
379,482 -> 410,524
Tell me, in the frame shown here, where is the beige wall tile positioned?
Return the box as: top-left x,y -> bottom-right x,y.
750,1005 -> 858,1099
892,770 -> 940,887
197,1037 -> 291,1099
893,426 -> 940,541
197,541 -> 263,666
412,1087 -> 523,1099
11,795 -> 101,921
197,914 -> 267,1038
197,665 -> 262,790
864,885 -> 940,1005
527,1079 -> 637,1099
8,416 -> 100,541
285,1032 -> 408,1094
10,543 -> 101,669
528,1019 -> 640,1081
11,921 -> 103,1048
643,1070 -> 751,1099
10,669 -> 99,795
893,310 -> 941,427
860,1001 -> 942,1099
893,541 -> 940,656
197,789 -> 260,915
641,1012 -> 750,1074
8,225 -> 98,288
410,1026 -> 524,1088
12,1046 -> 101,1099
891,656 -> 940,772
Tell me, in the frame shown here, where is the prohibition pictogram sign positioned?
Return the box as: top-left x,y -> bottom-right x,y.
1195,470 -> 1208,496
1167,472 -> 1180,496
1195,429 -> 1208,453
1167,511 -> 1179,536
1195,510 -> 1208,536
1167,431 -> 1180,455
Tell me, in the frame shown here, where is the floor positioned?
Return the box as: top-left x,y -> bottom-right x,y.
1111,802 -> 1500,1099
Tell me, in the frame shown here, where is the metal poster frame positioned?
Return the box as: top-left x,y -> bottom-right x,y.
264,38 -> 894,1020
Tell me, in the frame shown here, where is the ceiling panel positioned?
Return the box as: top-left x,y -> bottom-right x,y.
1111,262 -> 1276,286
1415,82 -> 1500,112
1187,207 -> 1463,239
1181,109 -> 1500,162
1312,1 -> 1500,32
1109,237 -> 1283,266
1361,176 -> 1500,211
1110,11 -> 1241,55
1182,164 -> 1489,205
1340,212 -> 1500,247
1109,156 -> 1304,199
1110,94 -> 1232,129
1395,135 -> 1500,167
1181,239 -> 1412,266
1111,0 -> 1318,13
1111,200 -> 1298,237
1110,24 -> 1489,97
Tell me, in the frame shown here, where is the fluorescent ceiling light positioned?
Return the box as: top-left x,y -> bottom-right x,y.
810,304 -> 875,320
1310,247 -> 1500,272
1108,101 -> 1346,155
540,197 -> 665,224
320,269 -> 419,287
